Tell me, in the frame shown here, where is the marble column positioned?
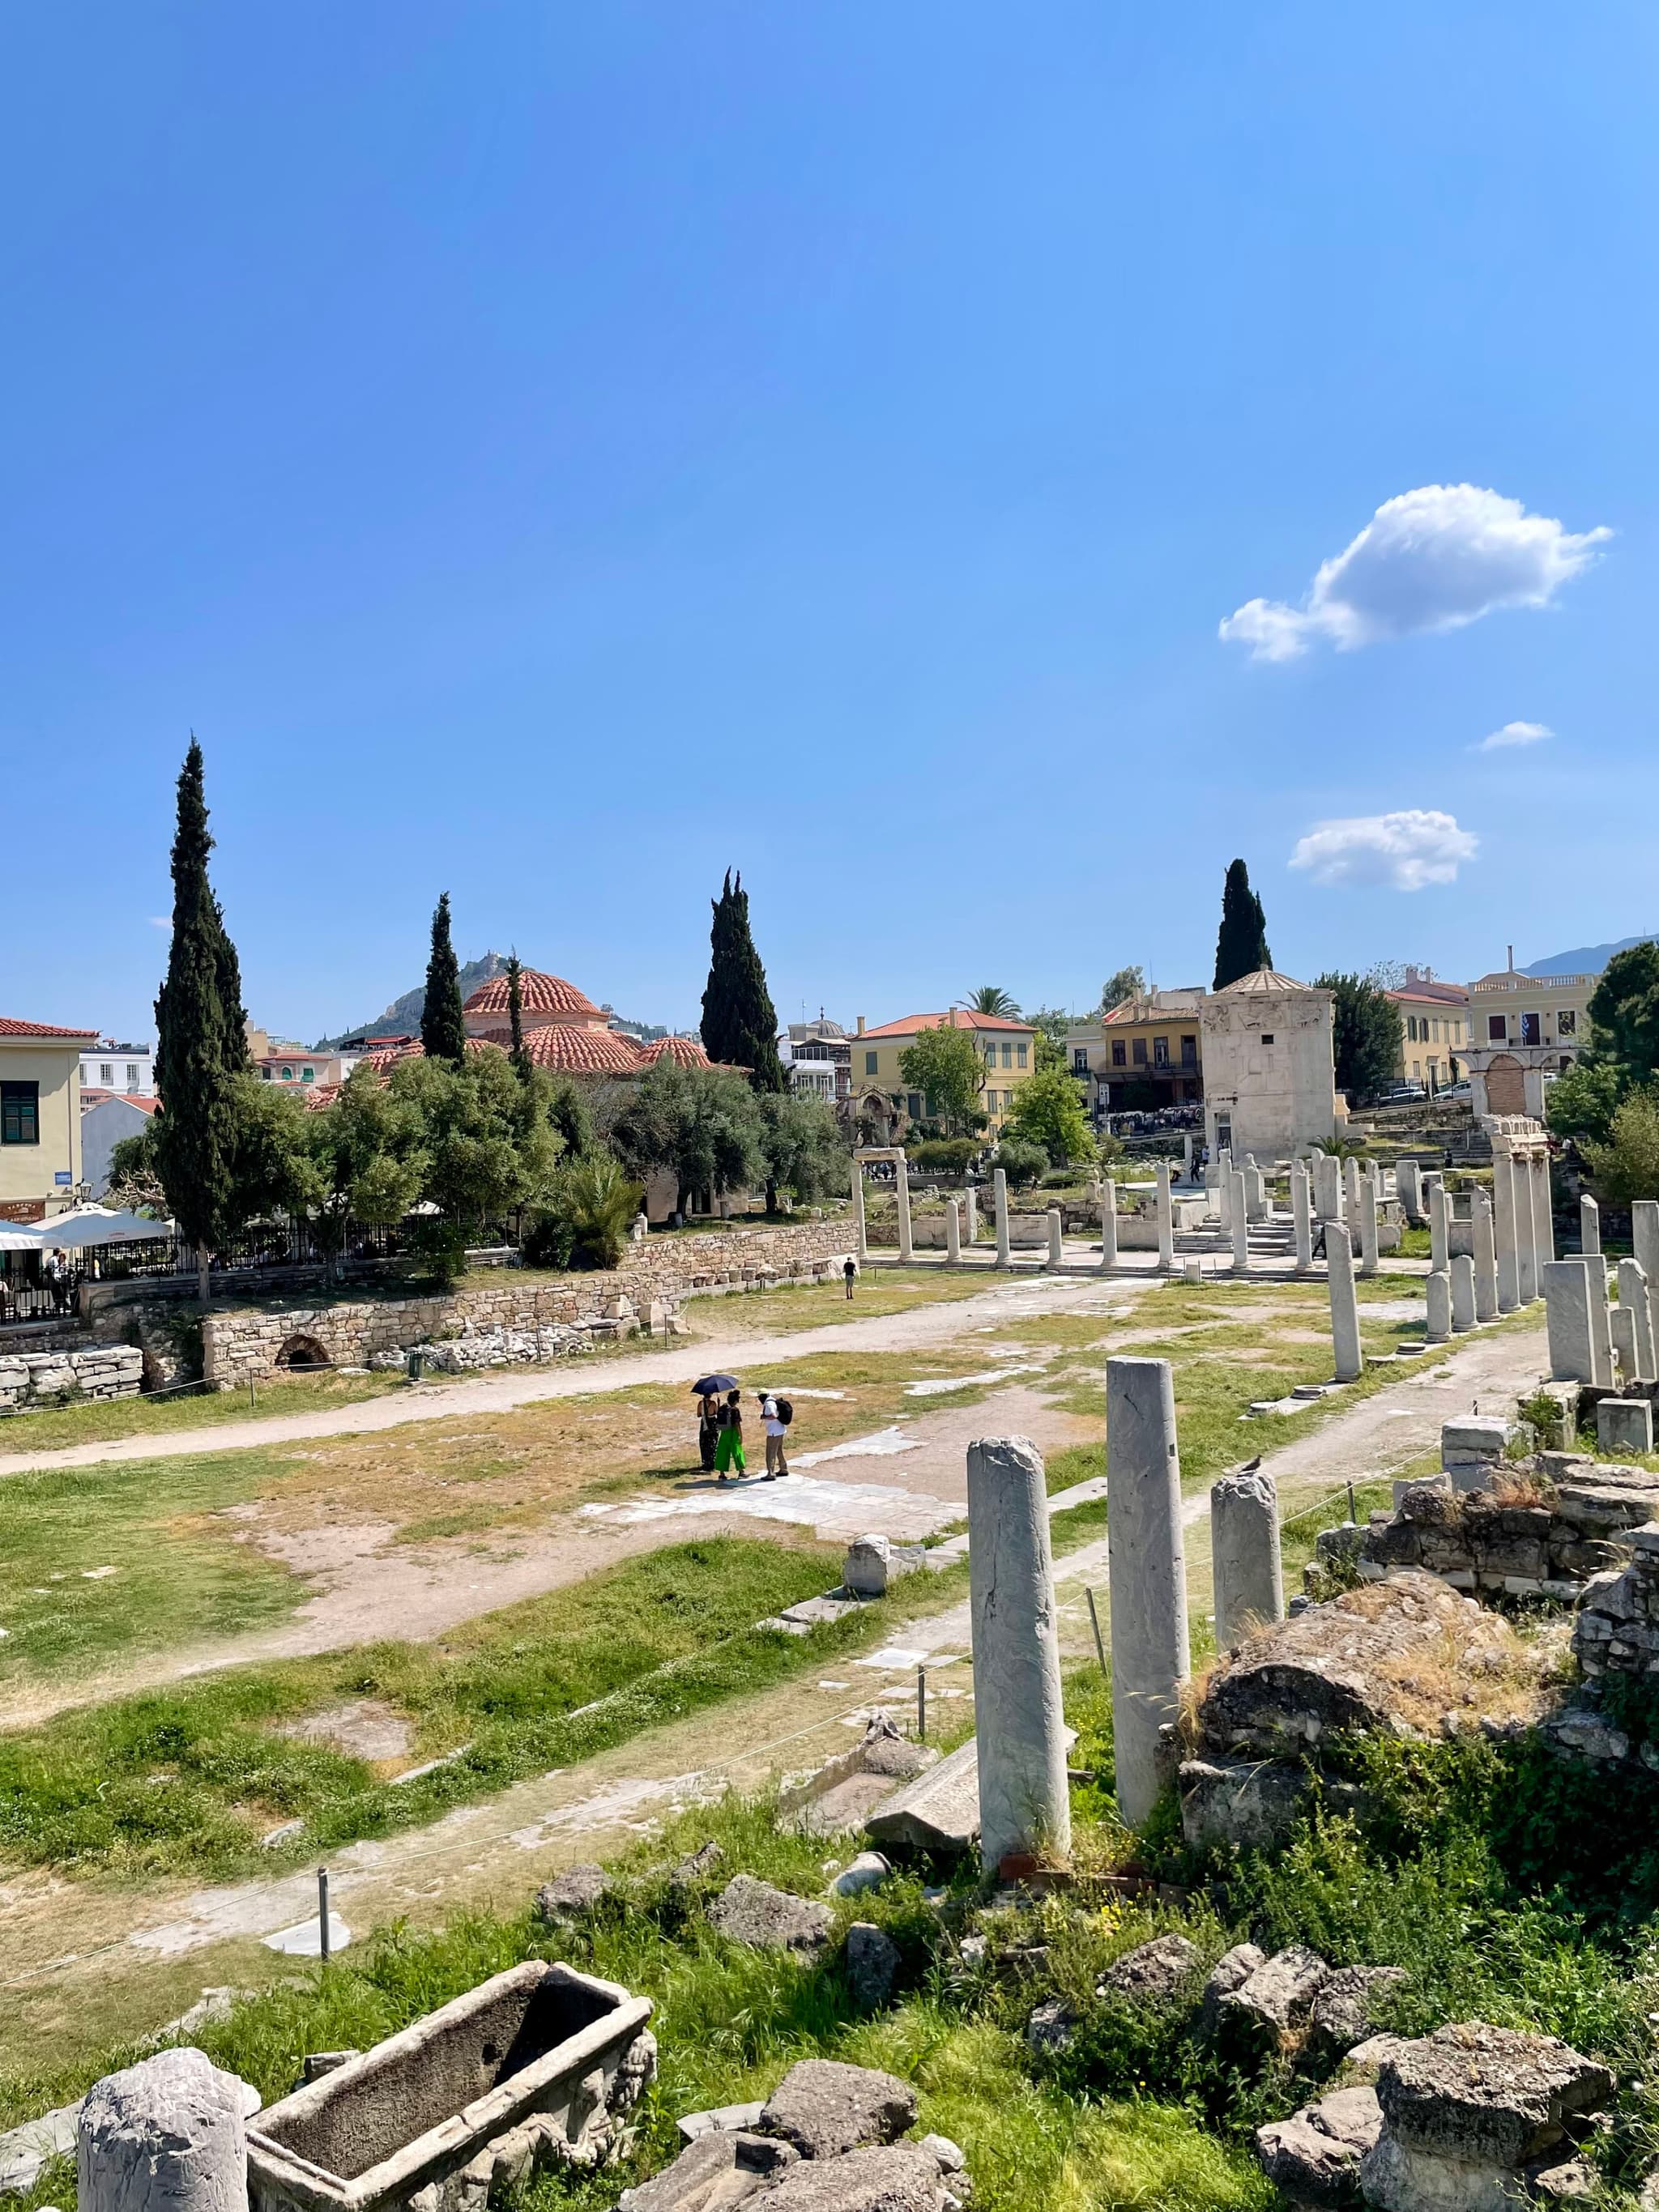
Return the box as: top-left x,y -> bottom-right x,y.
1047,1206 -> 1064,1269
1107,1357 -> 1189,1826
1343,1154 -> 1361,1221
1397,1156 -> 1422,1225
1182,1133 -> 1194,1183
1429,1178 -> 1451,1275
1492,1149 -> 1520,1314
1580,1193 -> 1601,1257
994,1168 -> 1010,1267
851,1157 -> 868,1261
1472,1189 -> 1499,1323
1529,1148 -> 1556,1276
945,1197 -> 961,1264
1618,1257 -> 1657,1383
1230,1168 -> 1250,1274
1099,1178 -> 1118,1273
79,2050 -> 249,2212
1358,1167 -> 1380,1277
895,1155 -> 913,1264
1586,1255 -> 1616,1388
1328,1223 -> 1363,1382
1451,1252 -> 1477,1333
967,1436 -> 1071,1870
1515,1156 -> 1541,1306
963,1183 -> 979,1247
1291,1160 -> 1314,1273
1211,1468 -> 1284,1647
1425,1269 -> 1452,1345
1156,1159 -> 1175,1272
1542,1258 -> 1598,1385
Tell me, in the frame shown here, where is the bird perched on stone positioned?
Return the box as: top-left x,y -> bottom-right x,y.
1239,1455 -> 1262,1474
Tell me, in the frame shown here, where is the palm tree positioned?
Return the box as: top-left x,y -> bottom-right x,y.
555,1156 -> 646,1269
965,986 -> 1021,1019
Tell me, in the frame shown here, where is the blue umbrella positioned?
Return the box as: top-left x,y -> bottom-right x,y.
691,1373 -> 740,1396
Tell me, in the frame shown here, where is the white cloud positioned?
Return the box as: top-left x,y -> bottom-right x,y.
1221,485 -> 1610,661
148,915 -> 172,931
1288,810 -> 1478,892
1473,719 -> 1553,752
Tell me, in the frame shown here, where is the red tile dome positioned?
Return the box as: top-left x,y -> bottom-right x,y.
463,970 -> 603,1025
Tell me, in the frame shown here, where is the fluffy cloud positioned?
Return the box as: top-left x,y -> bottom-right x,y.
1289,810 -> 1478,891
1221,485 -> 1610,661
1473,719 -> 1553,752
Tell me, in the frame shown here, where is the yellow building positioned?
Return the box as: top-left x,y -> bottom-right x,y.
1,1015 -> 98,1221
1066,988 -> 1206,1111
1465,952 -> 1599,1118
1386,970 -> 1470,1089
851,1008 -> 1037,1135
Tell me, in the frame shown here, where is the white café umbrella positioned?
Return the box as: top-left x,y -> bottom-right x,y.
0,1222 -> 44,1251
32,1205 -> 170,1249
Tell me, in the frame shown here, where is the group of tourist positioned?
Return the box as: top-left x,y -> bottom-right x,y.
695,1386 -> 793,1481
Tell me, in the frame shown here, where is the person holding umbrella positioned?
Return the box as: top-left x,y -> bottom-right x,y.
691,1373 -> 740,1477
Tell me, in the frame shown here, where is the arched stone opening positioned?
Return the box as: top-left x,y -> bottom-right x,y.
275,1332 -> 331,1371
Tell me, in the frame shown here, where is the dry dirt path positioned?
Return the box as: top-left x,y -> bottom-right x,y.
0,1308 -> 1549,2078
0,1263 -> 1149,1484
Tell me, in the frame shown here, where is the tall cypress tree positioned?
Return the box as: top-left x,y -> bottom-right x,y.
699,871 -> 786,1091
1213,859 -> 1273,991
420,893 -> 467,1065
152,739 -> 245,1298
505,953 -> 532,1084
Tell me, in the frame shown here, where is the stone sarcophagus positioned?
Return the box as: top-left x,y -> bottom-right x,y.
247,1963 -> 655,2212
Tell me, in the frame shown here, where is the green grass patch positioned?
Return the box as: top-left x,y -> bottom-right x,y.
0,1369 -> 403,1454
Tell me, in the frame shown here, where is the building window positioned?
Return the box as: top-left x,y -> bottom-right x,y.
1487,1015 -> 1507,1042
1558,1010 -> 1577,1038
100,1062 -> 113,1085
280,1066 -> 295,1080
1153,1037 -> 1169,1068
1073,1048 -> 1090,1073
865,1051 -> 878,1076
261,1066 -> 272,1080
1111,1040 -> 1126,1068
1520,1012 -> 1541,1046
1260,1033 -> 1274,1046
1181,1035 -> 1196,1065
1132,1038 -> 1148,1066
1015,1042 -> 1027,1068
1,1082 -> 40,1144
301,1067 -> 314,1082
1000,1041 -> 1013,1068
126,1064 -> 139,1087
906,1093 -> 923,1120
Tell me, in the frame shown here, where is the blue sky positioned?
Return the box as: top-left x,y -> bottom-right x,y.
6,3 -> 1655,1044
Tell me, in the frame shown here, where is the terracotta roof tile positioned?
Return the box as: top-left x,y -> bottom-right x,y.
472,1024 -> 645,1074
0,1016 -> 100,1039
859,1010 -> 1034,1039
463,969 -> 603,1022
638,1034 -> 712,1069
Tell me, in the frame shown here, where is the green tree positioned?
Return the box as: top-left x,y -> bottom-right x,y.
151,739 -> 251,1298
700,872 -> 786,1090
504,953 -> 532,1084
1213,859 -> 1272,991
420,893 -> 467,1066
1004,1064 -> 1095,1166
757,1090 -> 848,1209
1546,1057 -> 1627,1149
991,1136 -> 1048,1188
1025,1007 -> 1073,1072
1587,943 -> 1659,1078
390,1049 -> 561,1230
611,1058 -> 765,1210
299,1065 -> 429,1262
966,986 -> 1020,1018
897,1024 -> 987,1135
532,1155 -> 644,1270
547,1076 -> 595,1161
1101,966 -> 1145,1012
1316,971 -> 1401,1103
1584,1091 -> 1659,1204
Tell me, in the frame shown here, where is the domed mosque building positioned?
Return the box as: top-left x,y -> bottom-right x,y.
463,970 -> 711,1077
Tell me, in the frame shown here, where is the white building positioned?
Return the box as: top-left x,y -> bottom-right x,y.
79,1040 -> 155,1097
778,1016 -> 851,1102
80,1093 -> 160,1200
1200,970 -> 1344,1160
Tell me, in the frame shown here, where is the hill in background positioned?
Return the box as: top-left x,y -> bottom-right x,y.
1522,932 -> 1659,978
314,953 -> 668,1049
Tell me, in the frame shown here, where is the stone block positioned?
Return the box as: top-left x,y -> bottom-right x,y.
619,2130 -> 799,2212
708,1877 -> 834,1957
1597,1398 -> 1654,1459
1096,1932 -> 1203,2007
1256,2086 -> 1382,2207
744,2144 -> 947,2212
758,2062 -> 917,2161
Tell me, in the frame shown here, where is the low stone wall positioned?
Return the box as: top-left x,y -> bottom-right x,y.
201,1220 -> 855,1387
0,1344 -> 144,1410
1350,1457 -> 1659,1602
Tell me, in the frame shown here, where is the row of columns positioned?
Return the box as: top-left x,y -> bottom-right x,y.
1544,1200 -> 1659,1388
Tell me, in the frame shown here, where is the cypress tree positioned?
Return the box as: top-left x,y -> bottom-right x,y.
699,871 -> 786,1091
1213,858 -> 1273,991
505,953 -> 532,1084
152,739 -> 245,1299
421,893 -> 467,1065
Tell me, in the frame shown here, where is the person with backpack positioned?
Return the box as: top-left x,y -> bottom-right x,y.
714,1389 -> 745,1480
759,1389 -> 791,1479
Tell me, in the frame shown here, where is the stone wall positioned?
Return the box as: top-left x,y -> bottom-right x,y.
201,1220 -> 856,1387
0,1344 -> 144,1410
1351,1459 -> 1659,1603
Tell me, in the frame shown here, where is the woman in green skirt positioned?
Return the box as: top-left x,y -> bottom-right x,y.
714,1390 -> 745,1479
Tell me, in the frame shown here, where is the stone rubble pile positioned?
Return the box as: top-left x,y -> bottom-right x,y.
1352,1470 -> 1659,1603
623,2061 -> 967,2212
366,1321 -> 605,1371
0,1344 -> 143,1410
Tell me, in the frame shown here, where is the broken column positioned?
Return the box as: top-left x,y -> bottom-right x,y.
1472,1189 -> 1499,1323
1343,1154 -> 1361,1221
1230,1169 -> 1251,1274
1492,1147 -> 1520,1313
1291,1160 -> 1314,1273
852,1157 -> 868,1261
1529,1146 -> 1556,1277
1618,1257 -> 1656,1383
1450,1252 -> 1477,1334
1316,1153 -> 1343,1223
1245,1157 -> 1267,1221
1358,1167 -> 1380,1277
1429,1178 -> 1450,1274
1107,1357 -> 1190,1826
1543,1258 -> 1598,1383
1047,1207 -> 1064,1269
1580,1193 -> 1601,1256
1099,1178 -> 1118,1273
894,1155 -> 913,1264
1425,1268 -> 1452,1345
963,1183 -> 979,1245
1587,1257 -> 1616,1388
79,2049 -> 249,2212
1211,1468 -> 1283,1647
994,1169 -> 1010,1267
966,1436 -> 1071,1870
1328,1223 -> 1363,1383
1397,1156 -> 1422,1225
1611,1301 -> 1639,1383
1156,1159 -> 1175,1272
1182,1132 -> 1194,1182
945,1198 -> 961,1264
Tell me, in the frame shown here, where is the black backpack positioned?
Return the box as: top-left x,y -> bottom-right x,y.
774,1398 -> 793,1426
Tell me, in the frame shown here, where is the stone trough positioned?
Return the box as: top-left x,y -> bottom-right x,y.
246,1962 -> 655,2212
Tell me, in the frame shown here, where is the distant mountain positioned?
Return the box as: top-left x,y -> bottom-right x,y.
1522,933 -> 1659,979
313,953 -> 669,1050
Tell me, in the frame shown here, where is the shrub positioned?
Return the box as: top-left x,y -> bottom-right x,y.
402,1217 -> 469,1287
913,1137 -> 979,1173
991,1137 -> 1047,1190
535,1155 -> 645,1270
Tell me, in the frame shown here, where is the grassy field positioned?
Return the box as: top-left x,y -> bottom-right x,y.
0,1368 -> 403,1453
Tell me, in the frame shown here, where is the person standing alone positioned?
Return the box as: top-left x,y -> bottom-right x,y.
843,1256 -> 857,1301
759,1390 -> 790,1480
